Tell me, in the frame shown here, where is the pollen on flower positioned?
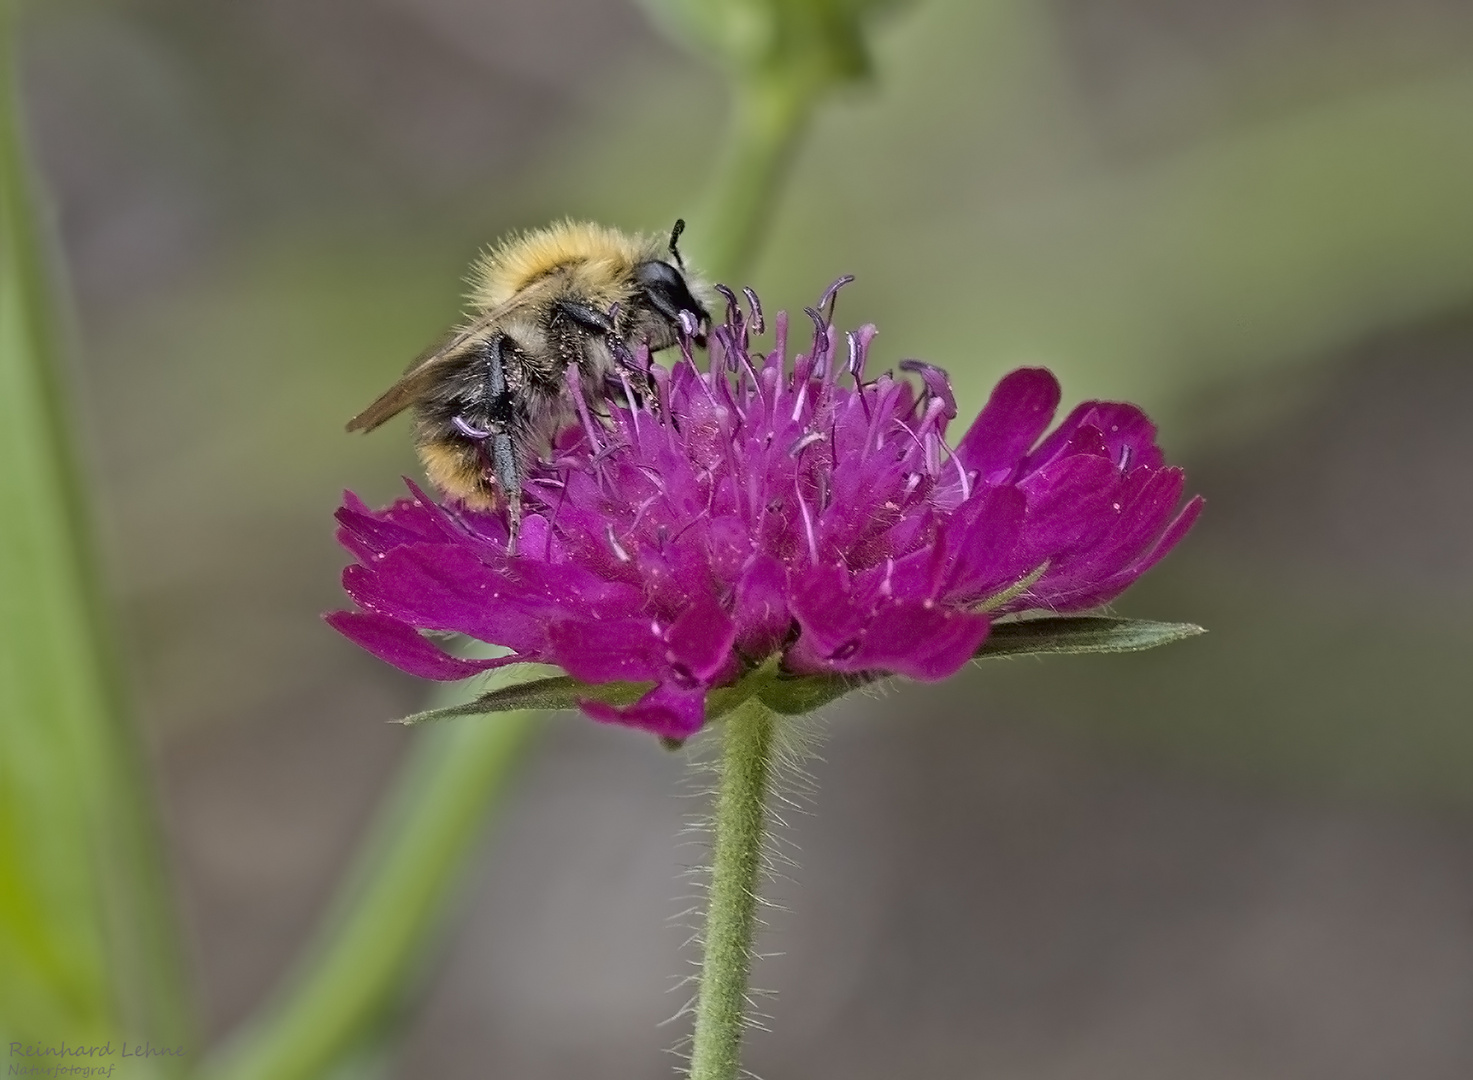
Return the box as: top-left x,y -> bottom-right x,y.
327,280 -> 1202,741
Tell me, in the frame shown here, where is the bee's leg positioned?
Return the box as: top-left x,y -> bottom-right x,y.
471,333 -> 526,554
557,299 -> 624,419
608,339 -> 659,416
555,299 -> 614,335
490,432 -> 521,556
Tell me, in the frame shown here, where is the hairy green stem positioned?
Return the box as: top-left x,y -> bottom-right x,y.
699,75 -> 817,282
198,709 -> 538,1080
688,698 -> 778,1080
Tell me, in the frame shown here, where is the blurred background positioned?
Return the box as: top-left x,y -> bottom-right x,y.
12,0 -> 1473,1075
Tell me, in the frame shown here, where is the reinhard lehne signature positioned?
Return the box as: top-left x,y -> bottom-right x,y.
8,1041 -> 186,1077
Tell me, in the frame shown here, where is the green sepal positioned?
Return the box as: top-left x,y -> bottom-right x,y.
754,616 -> 1206,714
973,615 -> 1206,658
396,668 -> 649,726
396,617 -> 1203,730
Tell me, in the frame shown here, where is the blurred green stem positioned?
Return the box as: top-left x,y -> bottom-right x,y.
700,75 -> 817,282
687,699 -> 777,1080
198,709 -> 537,1080
1,5 -> 190,1060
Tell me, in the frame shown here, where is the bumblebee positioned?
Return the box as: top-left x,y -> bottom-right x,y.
347,219 -> 710,552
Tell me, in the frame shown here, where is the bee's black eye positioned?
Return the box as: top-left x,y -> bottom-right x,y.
634,260 -> 708,327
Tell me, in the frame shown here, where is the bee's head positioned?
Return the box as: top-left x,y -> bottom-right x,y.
631,257 -> 710,349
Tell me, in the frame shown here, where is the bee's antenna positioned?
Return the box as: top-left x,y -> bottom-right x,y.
668,218 -> 687,270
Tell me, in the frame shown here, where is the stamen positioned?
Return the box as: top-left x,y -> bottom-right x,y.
544,480 -> 570,556
452,415 -> 491,440
788,430 -> 826,457
651,362 -> 673,420
945,437 -> 971,503
795,478 -> 819,564
899,359 -> 958,421
889,418 -> 929,461
803,307 -> 829,379
736,345 -> 763,402
618,369 -> 643,443
856,385 -> 873,424
790,380 -> 809,424
606,523 -> 632,563
563,365 -> 603,455
714,284 -> 743,335
918,396 -> 949,436
707,324 -> 733,376
848,323 -> 877,384
816,274 -> 855,324
675,312 -> 699,376
635,464 -> 668,492
612,337 -> 648,374
742,286 -> 765,334
627,493 -> 661,534
1119,445 -> 1133,472
590,440 -> 629,468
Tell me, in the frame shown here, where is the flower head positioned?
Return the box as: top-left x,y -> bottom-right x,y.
329,282 -> 1202,740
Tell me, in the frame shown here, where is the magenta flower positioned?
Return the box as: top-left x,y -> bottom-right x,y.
328,284 -> 1202,741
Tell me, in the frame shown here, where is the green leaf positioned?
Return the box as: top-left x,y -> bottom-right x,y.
976,616 -> 1206,658
396,674 -> 650,725
0,8 -> 188,1060
760,616 -> 1205,715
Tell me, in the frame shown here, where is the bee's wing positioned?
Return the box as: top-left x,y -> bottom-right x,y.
345,279 -> 560,433
345,325 -> 484,433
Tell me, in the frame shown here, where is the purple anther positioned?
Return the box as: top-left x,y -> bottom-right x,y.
802,307 -> 831,378
605,523 -> 632,563
678,309 -> 700,338
742,286 -> 765,335
899,359 -> 958,421
816,275 -> 855,323
452,415 -> 492,440
714,284 -> 742,330
788,429 -> 827,457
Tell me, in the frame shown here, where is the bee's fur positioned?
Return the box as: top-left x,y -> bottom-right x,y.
347,220 -> 710,552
